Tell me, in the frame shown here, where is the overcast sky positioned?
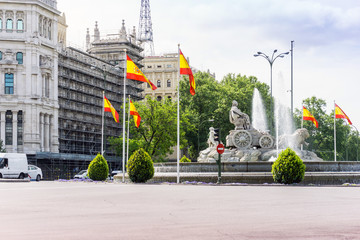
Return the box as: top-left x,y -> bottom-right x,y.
58,0 -> 360,130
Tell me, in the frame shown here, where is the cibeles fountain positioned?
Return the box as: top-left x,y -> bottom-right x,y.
197,89 -> 322,162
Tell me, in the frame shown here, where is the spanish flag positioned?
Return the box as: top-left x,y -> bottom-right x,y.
303,106 -> 318,128
130,100 -> 141,128
126,55 -> 157,90
104,95 -> 119,123
179,49 -> 195,95
335,103 -> 352,125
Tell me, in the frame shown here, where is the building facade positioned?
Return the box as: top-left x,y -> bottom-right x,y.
0,0 -> 60,154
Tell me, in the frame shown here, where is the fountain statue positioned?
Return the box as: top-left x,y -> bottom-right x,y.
197,96 -> 322,162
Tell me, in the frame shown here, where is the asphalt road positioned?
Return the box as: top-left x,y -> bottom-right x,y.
0,181 -> 360,240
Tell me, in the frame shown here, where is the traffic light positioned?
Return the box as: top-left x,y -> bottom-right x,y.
214,128 -> 220,142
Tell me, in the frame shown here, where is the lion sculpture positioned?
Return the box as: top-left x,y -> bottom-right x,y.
278,128 -> 310,149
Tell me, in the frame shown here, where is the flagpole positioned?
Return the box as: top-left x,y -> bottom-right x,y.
127,95 -> 130,165
101,91 -> 105,155
301,104 -> 303,151
122,49 -> 127,182
177,44 -> 180,184
334,101 -> 336,162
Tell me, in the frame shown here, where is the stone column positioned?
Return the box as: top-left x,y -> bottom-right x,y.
12,111 -> 18,152
40,113 -> 44,151
44,114 -> 49,152
0,111 -> 5,145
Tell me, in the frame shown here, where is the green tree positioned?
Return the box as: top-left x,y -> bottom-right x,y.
293,96 -> 354,161
180,72 -> 271,159
110,97 -> 195,162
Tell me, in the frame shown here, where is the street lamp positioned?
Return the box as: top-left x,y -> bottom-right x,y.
351,125 -> 359,161
198,119 -> 214,153
254,49 -> 289,100
254,49 -> 289,131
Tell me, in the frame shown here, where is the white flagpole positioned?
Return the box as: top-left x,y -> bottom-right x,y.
101,91 -> 104,155
301,104 -> 303,151
127,95 -> 130,164
334,101 -> 337,162
177,44 -> 181,184
122,50 -> 127,182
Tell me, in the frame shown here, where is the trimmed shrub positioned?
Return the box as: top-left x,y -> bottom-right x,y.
127,148 -> 154,183
180,156 -> 191,163
271,147 -> 306,184
88,154 -> 109,181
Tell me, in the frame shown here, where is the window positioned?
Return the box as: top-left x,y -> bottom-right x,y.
6,19 -> 13,31
16,52 -> 23,64
0,18 -> 2,31
5,73 -> 14,94
146,83 -> 150,88
48,21 -> 51,40
167,79 -> 171,88
38,16 -> 42,36
147,65 -> 152,69
157,80 -> 161,88
0,51 -> 2,60
167,64 -> 172,68
17,111 -> 23,145
157,65 -> 162,68
45,75 -> 50,97
157,96 -> 162,101
17,19 -> 23,31
5,111 -> 13,145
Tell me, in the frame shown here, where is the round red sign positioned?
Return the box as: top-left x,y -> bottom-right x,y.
217,143 -> 225,154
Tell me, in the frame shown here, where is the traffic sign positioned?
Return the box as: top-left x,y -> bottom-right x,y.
217,143 -> 225,154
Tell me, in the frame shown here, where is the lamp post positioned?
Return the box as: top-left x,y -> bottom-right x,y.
254,49 -> 289,130
254,49 -> 289,101
197,119 -> 214,153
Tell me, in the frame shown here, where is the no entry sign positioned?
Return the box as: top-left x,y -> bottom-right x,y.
217,143 -> 225,154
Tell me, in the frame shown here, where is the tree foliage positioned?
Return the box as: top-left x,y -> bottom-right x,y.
293,96 -> 355,161
180,72 -> 271,159
109,97 -> 195,162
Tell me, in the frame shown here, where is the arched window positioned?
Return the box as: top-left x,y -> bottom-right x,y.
157,80 -> 161,88
167,79 -> 171,87
17,19 -> 23,31
5,110 -> 13,145
167,96 -> 172,100
6,19 -> 13,31
5,73 -> 14,94
157,96 -> 162,101
16,52 -> 23,64
17,111 -> 23,145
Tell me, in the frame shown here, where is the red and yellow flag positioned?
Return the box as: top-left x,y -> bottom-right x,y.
303,106 -> 318,128
126,55 -> 157,90
104,95 -> 119,123
179,49 -> 196,95
335,103 -> 352,125
130,100 -> 141,128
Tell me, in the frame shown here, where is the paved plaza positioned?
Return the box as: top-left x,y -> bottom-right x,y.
0,181 -> 360,240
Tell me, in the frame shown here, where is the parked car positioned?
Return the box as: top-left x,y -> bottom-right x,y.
28,165 -> 42,181
74,170 -> 88,179
110,170 -> 122,179
0,153 -> 29,179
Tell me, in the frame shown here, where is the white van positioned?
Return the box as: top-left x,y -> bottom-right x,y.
0,153 -> 29,179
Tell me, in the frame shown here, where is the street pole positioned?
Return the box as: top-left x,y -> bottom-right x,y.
290,40 -> 294,115
122,50 -> 127,182
254,50 -> 289,132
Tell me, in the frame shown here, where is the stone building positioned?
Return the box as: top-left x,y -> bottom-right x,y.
0,0 -> 144,179
0,0 -> 60,154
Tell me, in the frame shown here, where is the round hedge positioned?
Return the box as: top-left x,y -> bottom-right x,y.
127,148 -> 154,183
88,154 -> 109,181
271,147 -> 306,184
180,156 -> 191,163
